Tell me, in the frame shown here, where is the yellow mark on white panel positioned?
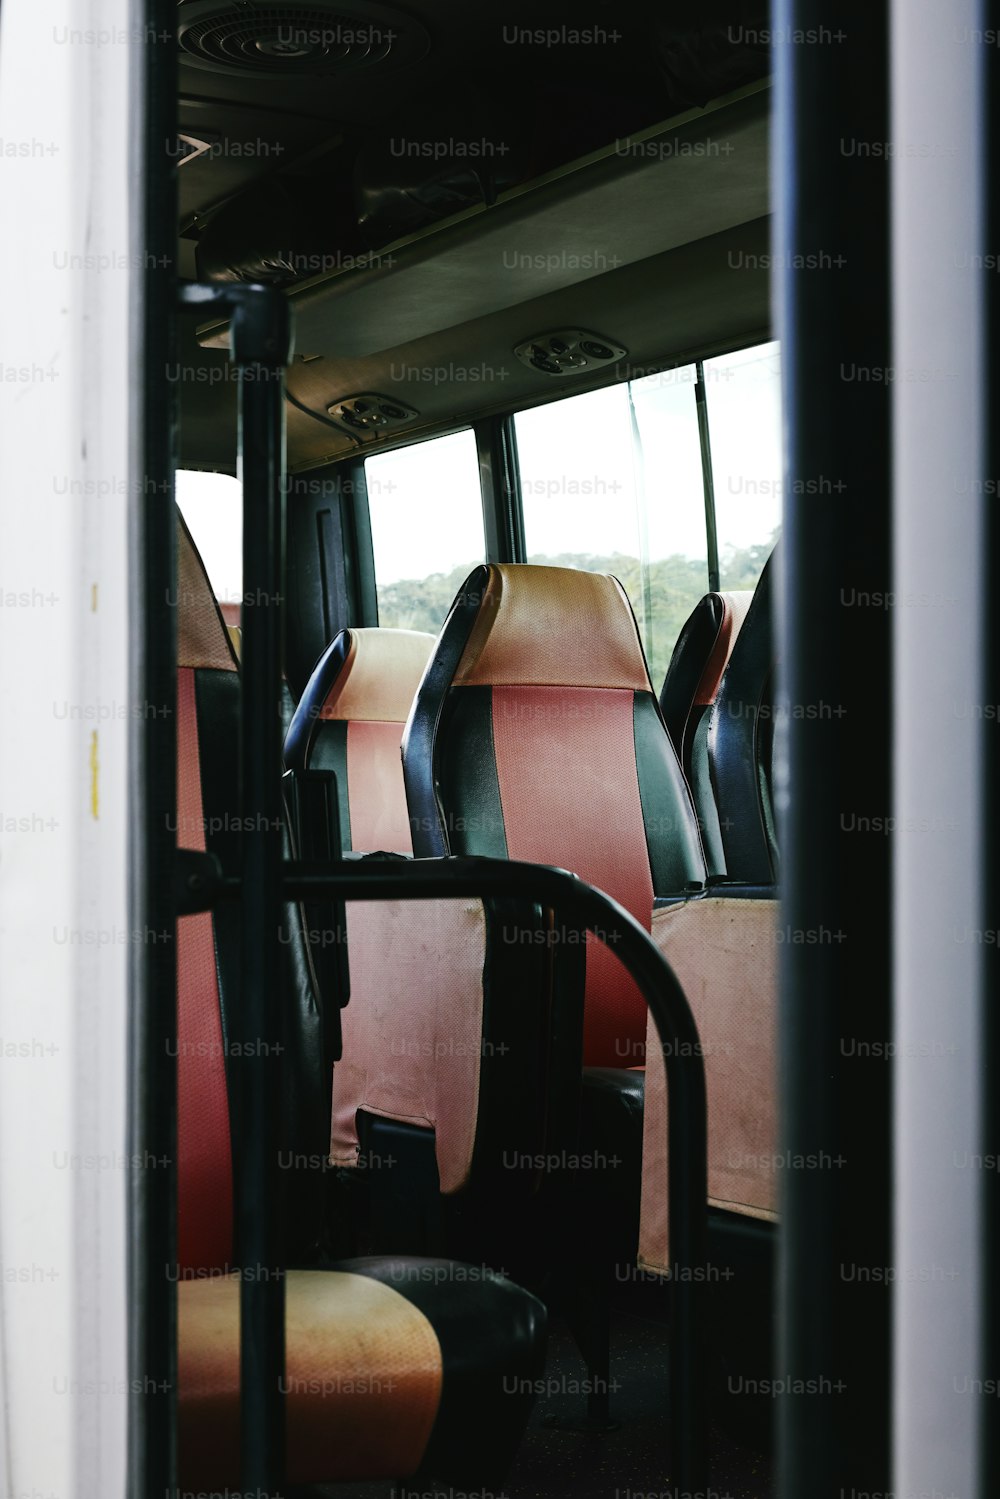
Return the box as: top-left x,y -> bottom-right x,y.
89,731 -> 99,820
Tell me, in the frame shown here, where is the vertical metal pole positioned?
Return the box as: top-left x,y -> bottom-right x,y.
773,1 -> 893,1493
984,3 -> 1000,1493
664,1033 -> 708,1491
476,417 -> 526,564
232,298 -> 292,1494
626,385 -> 654,656
129,3 -> 178,1495
694,363 -> 720,591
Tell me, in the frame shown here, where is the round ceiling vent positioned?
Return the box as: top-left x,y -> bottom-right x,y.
177,1 -> 429,77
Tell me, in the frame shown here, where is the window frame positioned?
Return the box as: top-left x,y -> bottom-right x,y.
316,330 -> 776,644
362,423 -> 493,633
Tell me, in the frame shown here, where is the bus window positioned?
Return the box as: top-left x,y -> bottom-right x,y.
514,373 -> 708,684
702,340 -> 782,590
365,428 -> 485,632
175,469 -> 242,607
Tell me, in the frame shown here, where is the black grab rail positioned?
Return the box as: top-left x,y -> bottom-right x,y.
172,282 -> 710,1495
278,856 -> 711,1490
178,281 -> 293,1493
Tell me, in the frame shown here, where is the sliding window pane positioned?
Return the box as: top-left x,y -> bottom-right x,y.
703,340 -> 782,590
365,429 -> 485,632
515,372 -> 708,684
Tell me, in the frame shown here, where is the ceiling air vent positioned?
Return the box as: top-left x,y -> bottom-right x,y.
177,1 -> 429,78
514,329 -> 628,378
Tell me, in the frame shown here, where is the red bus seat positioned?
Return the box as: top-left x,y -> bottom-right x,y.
174,515 -> 545,1487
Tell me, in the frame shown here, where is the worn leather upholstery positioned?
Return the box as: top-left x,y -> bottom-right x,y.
286,626 -> 436,853
640,564 -> 780,1268
659,590 -> 752,873
401,562 -> 782,1288
403,563 -> 708,1066
177,518 -> 325,1266
174,517 -> 545,1486
660,590 -> 752,760
708,552 -> 779,883
285,619 -> 578,1205
639,894 -> 779,1275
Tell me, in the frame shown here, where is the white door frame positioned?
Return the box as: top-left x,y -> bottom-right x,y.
0,2 -> 134,1494
892,2 -> 988,1494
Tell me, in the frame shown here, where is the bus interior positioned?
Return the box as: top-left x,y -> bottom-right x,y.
0,3 -> 995,1498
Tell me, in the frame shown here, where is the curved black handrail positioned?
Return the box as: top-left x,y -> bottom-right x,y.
270,854 -> 710,1491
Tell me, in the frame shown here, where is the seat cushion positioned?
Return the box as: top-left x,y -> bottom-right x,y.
179,1258 -> 546,1487
179,1268 -> 441,1485
345,1256 -> 546,1480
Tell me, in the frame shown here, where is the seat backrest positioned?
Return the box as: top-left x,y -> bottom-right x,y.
660,590 -> 752,876
287,622 -> 572,1203
707,550 -> 778,884
660,590 -> 752,772
402,563 -> 707,1066
175,514 -> 326,1273
285,627 -> 435,853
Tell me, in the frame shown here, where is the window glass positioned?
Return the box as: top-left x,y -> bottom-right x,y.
514,371 -> 708,685
175,469 -> 242,605
365,429 -> 485,633
702,340 -> 782,590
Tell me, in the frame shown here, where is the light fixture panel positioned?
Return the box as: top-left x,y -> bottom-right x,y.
514,328 -> 628,377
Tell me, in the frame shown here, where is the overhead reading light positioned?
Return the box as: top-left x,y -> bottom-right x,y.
177,0 -> 430,78
327,393 -> 419,433
514,328 -> 628,377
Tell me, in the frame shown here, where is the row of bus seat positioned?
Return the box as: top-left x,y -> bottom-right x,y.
286,564 -> 774,881
173,516 -> 547,1490
282,557 -> 779,1301
174,510 -> 780,1485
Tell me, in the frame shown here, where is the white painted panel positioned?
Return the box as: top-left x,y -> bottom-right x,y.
0,1 -> 133,1494
892,2 -> 986,1495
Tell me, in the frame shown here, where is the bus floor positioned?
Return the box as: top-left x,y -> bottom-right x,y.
327,1294 -> 774,1499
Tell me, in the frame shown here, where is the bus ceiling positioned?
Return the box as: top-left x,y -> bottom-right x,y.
173,4 -> 773,472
